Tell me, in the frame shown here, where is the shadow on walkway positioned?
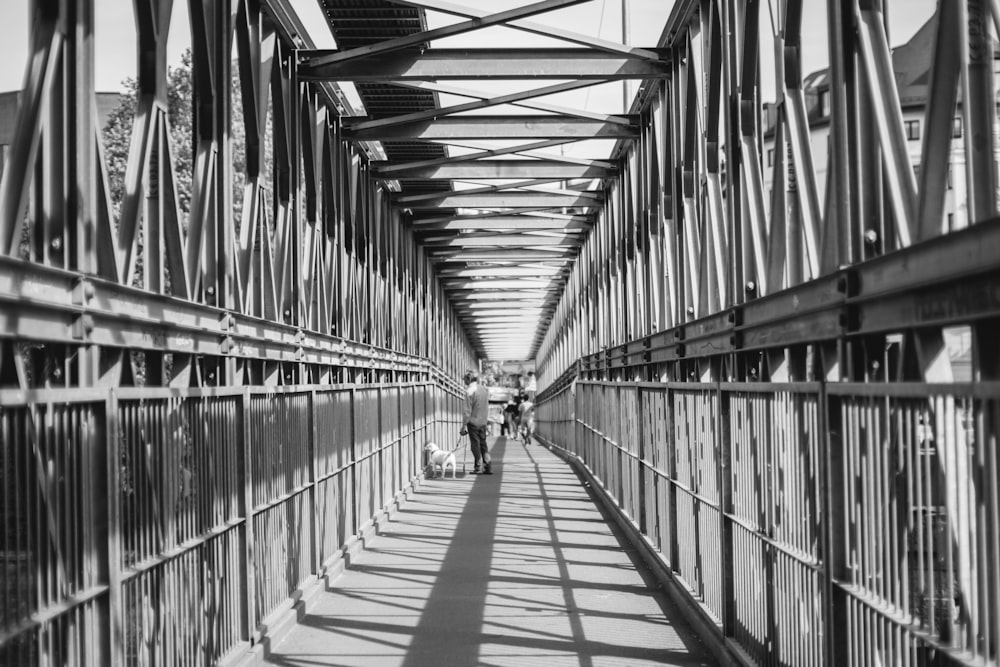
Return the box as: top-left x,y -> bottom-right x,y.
259,436 -> 717,666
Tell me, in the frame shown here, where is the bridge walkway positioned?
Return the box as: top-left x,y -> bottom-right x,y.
253,436 -> 717,667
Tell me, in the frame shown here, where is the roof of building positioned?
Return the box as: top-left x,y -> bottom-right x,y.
763,12 -> 995,135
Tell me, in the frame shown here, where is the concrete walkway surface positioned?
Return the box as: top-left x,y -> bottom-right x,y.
258,435 -> 718,667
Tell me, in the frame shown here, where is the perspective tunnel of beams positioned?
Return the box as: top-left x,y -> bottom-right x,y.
307,0 -> 668,361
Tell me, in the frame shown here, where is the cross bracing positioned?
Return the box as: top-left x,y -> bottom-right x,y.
303,0 -> 669,361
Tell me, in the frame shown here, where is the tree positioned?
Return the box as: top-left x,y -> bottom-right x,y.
101,48 -> 264,233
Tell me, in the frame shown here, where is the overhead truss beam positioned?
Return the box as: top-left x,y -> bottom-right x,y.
299,48 -> 669,81
372,160 -> 615,181
396,192 -> 600,209
343,115 -> 638,141
305,0 -> 592,67
411,216 -> 592,230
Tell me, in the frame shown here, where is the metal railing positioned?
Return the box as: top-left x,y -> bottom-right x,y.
538,378 -> 1000,666
0,380 -> 464,665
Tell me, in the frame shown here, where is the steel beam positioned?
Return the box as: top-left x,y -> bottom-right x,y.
396,192 -> 601,209
387,0 -> 662,60
343,115 -> 639,141
299,48 -> 669,81
423,235 -> 578,248
305,0 -> 591,67
351,79 -> 617,128
438,266 -> 566,278
372,160 -> 614,181
410,216 -> 592,230
429,251 -> 578,262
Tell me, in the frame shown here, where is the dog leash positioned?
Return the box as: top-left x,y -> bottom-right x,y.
460,434 -> 468,474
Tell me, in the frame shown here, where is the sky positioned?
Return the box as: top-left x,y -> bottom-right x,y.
0,0 -> 938,105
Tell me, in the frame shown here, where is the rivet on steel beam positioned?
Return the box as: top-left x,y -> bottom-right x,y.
80,280 -> 95,302
745,280 -> 756,294
51,236 -> 62,251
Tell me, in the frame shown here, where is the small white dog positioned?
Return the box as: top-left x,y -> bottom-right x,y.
423,442 -> 457,479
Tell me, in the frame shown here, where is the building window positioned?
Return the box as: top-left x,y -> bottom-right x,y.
947,165 -> 952,189
953,117 -> 963,138
905,119 -> 920,140
817,90 -> 829,117
767,148 -> 774,167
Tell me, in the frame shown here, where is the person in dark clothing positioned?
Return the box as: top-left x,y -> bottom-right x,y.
502,398 -> 519,437
460,369 -> 492,474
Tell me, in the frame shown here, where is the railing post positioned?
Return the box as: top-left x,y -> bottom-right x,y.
667,383 -> 679,575
718,382 -> 735,640
239,387 -> 256,642
349,386 -> 358,538
103,390 -> 123,665
822,380 -> 848,665
309,388 -> 319,576
638,386 -> 647,535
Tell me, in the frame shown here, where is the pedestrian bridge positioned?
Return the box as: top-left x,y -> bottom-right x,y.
1,1 -> 998,665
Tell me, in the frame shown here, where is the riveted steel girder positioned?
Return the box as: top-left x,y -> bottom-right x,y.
371,160 -> 615,180
410,216 -> 592,230
344,115 -> 638,141
396,192 -> 601,209
299,48 -> 669,81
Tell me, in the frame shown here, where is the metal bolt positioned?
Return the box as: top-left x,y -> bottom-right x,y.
51,236 -> 62,251
864,229 -> 879,245
745,280 -> 756,293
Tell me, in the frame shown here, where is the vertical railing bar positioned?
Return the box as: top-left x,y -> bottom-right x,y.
823,377 -> 846,665
349,386 -> 358,540
720,384 -> 735,639
239,387 -> 255,643
309,388 -> 319,578
104,391 -> 123,665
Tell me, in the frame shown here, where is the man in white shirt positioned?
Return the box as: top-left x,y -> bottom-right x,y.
460,370 -> 492,474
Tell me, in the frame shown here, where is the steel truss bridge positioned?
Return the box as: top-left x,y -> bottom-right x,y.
1,0 -> 999,665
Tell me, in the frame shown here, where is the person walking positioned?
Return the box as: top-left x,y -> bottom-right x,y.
518,393 -> 535,445
460,369 -> 492,474
502,397 -> 520,438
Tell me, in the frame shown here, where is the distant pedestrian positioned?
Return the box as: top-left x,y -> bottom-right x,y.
460,369 -> 492,474
524,371 -> 537,400
502,397 -> 519,437
518,393 -> 535,445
